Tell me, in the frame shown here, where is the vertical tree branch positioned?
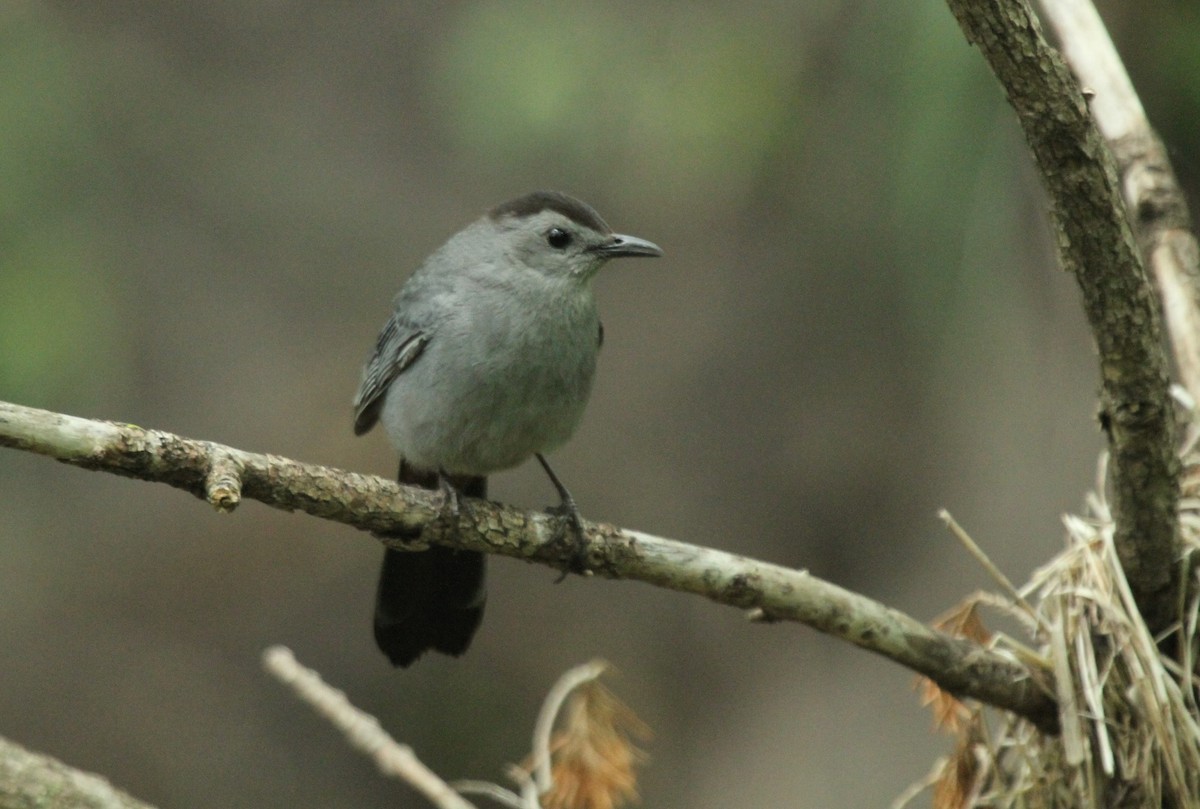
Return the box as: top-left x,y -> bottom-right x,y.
945,0 -> 1181,633
1037,0 -> 1200,409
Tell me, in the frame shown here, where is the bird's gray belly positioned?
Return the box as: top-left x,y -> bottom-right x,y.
379,316 -> 598,475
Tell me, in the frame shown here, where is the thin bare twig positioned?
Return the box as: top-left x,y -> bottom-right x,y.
939,509 -> 1043,627
452,780 -> 532,809
262,646 -> 477,809
530,660 -> 609,794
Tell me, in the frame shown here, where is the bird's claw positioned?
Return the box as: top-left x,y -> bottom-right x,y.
418,470 -> 466,544
546,502 -> 590,581
437,473 -> 462,520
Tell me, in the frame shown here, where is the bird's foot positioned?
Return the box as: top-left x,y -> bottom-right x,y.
417,470 -> 468,544
534,454 -> 591,580
437,472 -> 462,520
546,499 -> 590,581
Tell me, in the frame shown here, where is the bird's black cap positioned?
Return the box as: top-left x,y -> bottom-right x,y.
489,190 -> 612,234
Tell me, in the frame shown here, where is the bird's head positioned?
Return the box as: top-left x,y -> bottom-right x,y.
486,190 -> 662,283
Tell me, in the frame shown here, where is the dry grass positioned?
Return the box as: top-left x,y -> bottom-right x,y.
900,447 -> 1200,808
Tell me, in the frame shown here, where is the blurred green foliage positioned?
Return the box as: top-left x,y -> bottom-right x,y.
434,2 -> 796,195
4,1 -> 1198,409
0,233 -> 117,401
0,12 -> 119,404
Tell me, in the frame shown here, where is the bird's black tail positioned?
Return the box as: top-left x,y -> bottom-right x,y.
373,466 -> 487,667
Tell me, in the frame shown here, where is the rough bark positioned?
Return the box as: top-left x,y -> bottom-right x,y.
946,0 -> 1181,634
0,399 -> 1059,732
0,735 -> 157,809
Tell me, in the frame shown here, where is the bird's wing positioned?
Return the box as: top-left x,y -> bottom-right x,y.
353,314 -> 431,436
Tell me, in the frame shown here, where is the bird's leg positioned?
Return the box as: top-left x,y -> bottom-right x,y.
436,469 -> 462,520
396,469 -> 465,549
535,453 -> 589,576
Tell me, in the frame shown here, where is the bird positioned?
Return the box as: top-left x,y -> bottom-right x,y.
353,190 -> 662,666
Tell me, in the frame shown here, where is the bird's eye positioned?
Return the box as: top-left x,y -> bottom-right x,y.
546,227 -> 573,249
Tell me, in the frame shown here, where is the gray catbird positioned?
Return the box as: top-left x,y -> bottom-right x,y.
353,191 -> 662,666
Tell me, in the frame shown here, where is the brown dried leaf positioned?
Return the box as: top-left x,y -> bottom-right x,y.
933,600 -> 992,646
932,714 -> 985,809
541,682 -> 651,809
918,600 -> 993,733
918,676 -> 970,734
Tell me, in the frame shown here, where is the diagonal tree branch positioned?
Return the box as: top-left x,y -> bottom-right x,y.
0,733 -> 158,809
0,399 -> 1059,733
1036,0 -> 1200,409
945,0 -> 1182,635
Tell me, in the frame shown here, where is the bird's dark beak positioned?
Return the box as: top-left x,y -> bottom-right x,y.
592,233 -> 663,259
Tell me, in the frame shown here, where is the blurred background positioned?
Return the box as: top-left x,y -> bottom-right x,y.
1,1 -> 1197,806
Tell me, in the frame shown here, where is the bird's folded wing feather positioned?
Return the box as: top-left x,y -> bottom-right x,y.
353,315 -> 431,435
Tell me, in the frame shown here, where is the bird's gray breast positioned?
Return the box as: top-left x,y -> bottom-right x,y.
379,278 -> 600,475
